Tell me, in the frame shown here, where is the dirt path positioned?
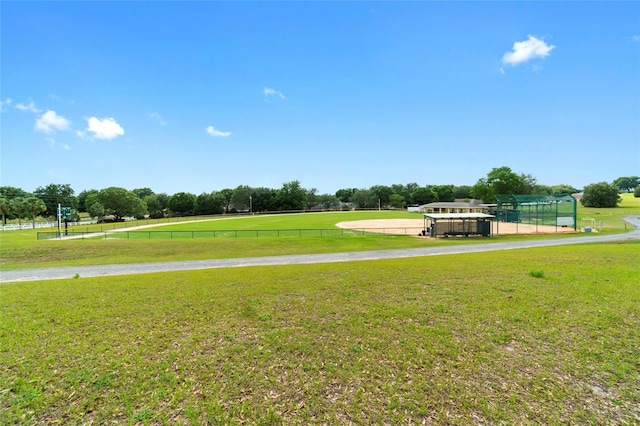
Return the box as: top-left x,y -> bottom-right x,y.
2,216 -> 638,283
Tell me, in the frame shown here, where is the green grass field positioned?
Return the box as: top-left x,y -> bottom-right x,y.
2,243 -> 639,424
2,196 -> 639,271
1,196 -> 639,424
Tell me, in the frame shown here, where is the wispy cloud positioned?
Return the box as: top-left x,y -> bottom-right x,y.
35,110 -> 71,133
0,98 -> 13,111
502,35 -> 555,66
206,125 -> 231,137
149,112 -> 167,126
86,117 -> 125,140
633,35 -> 640,43
264,87 -> 285,100
16,101 -> 42,113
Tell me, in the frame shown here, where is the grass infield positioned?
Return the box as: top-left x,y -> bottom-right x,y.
1,242 -> 639,424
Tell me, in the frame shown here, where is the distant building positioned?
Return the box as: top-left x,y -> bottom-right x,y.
408,199 -> 491,214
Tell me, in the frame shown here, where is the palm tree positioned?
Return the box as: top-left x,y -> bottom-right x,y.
24,197 -> 47,229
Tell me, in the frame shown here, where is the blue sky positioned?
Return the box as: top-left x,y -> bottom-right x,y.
2,1 -> 639,196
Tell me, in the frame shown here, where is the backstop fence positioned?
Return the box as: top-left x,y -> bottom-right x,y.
494,194 -> 577,230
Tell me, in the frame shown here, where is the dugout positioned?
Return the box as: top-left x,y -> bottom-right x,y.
423,213 -> 494,237
494,194 -> 577,231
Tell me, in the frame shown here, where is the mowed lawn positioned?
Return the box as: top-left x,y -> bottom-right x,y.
2,242 -> 639,424
3,199 -> 638,271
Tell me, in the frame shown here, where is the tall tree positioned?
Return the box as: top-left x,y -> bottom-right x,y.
471,166 -> 529,202
335,188 -> 356,203
99,187 -> 148,220
219,188 -> 234,213
251,187 -> 277,212
231,185 -> 252,212
143,193 -> 167,219
0,186 -> 29,222
33,184 -> 77,217
550,184 -> 579,194
351,189 -> 377,209
77,189 -> 99,213
168,192 -> 196,216
24,197 -> 47,228
275,181 -> 307,211
452,185 -> 472,200
431,185 -> 455,202
132,187 -> 155,199
411,186 -> 437,205
9,197 -> 27,227
194,192 -> 225,215
389,193 -> 406,208
370,185 -> 393,207
613,176 -> 639,193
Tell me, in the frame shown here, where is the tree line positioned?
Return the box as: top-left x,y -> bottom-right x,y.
1,168 -> 637,224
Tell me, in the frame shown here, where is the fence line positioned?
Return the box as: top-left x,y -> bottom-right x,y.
37,227 -> 424,240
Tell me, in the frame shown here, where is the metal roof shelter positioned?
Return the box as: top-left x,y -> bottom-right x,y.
494,194 -> 577,232
423,213 -> 494,237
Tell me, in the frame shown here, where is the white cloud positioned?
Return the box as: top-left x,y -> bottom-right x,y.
149,112 -> 167,126
35,110 -> 71,133
502,35 -> 555,66
633,35 -> 640,43
264,87 -> 285,100
63,144 -> 71,150
86,117 -> 125,140
206,125 -> 231,137
16,101 -> 42,113
0,98 -> 12,111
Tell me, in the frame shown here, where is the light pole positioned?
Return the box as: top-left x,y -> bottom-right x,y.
249,195 -> 252,215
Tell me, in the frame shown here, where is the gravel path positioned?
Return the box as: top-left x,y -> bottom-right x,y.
2,216 -> 638,283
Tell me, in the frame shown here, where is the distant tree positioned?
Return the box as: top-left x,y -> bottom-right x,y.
132,187 -> 155,199
471,166 -> 530,202
251,187 -> 277,212
231,185 -> 252,212
431,185 -> 455,202
0,186 -> 30,221
85,192 -> 104,220
389,193 -> 406,208
306,188 -> 319,210
77,189 -> 99,212
391,184 -> 413,205
634,186 -> 640,198
335,188 -> 356,203
0,186 -> 29,199
143,194 -> 167,219
24,197 -> 47,228
168,192 -> 196,216
0,196 -> 8,225
9,197 -> 28,227
550,184 -> 579,194
411,186 -> 437,205
580,182 -> 621,208
316,194 -> 340,210
99,187 -> 148,220
33,184 -> 77,217
452,185 -> 472,199
219,188 -> 234,213
613,176 -> 640,193
518,173 -> 538,194
370,185 -> 393,207
531,184 -> 552,195
194,192 -> 225,215
275,181 -> 307,211
351,189 -> 377,209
